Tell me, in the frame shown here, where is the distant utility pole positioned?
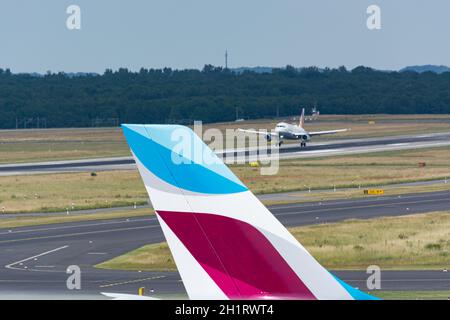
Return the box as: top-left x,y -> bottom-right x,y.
225,50 -> 228,69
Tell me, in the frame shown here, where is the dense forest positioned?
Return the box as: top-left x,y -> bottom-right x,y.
0,65 -> 450,129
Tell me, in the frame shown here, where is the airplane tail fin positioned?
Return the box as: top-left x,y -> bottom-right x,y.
122,124 -> 378,300
299,108 -> 305,127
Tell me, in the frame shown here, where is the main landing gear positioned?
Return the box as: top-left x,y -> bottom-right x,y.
278,140 -> 283,147
300,142 -> 306,148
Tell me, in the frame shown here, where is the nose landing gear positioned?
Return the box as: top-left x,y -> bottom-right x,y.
300,142 -> 306,148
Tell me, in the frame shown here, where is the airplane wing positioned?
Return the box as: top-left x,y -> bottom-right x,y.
237,128 -> 278,137
309,128 -> 349,136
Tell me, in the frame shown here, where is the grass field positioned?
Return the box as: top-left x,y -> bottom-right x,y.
2,114 -> 450,164
262,183 -> 450,206
374,291 -> 450,300
96,211 -> 450,272
2,145 -> 450,213
233,146 -> 450,194
0,127 -> 129,164
0,170 -> 147,213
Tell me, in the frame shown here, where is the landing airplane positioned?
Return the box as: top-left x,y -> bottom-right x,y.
238,108 -> 348,147
119,124 -> 377,300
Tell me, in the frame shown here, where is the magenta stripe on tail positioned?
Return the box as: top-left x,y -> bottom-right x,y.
157,210 -> 316,299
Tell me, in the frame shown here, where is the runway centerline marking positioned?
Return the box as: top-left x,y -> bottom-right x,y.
99,275 -> 166,288
5,245 -> 68,271
34,265 -> 56,268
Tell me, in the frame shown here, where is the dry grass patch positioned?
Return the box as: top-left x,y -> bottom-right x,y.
232,146 -> 450,194
96,242 -> 176,272
0,127 -> 129,163
262,183 -> 450,206
0,170 -> 147,213
291,212 -> 450,270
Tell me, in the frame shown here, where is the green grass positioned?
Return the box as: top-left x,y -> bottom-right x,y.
96,242 -> 176,272
0,127 -> 129,164
96,211 -> 450,272
233,145 -> 450,195
262,183 -> 450,207
0,170 -> 148,213
290,212 -> 450,270
0,141 -> 129,164
375,291 -> 450,300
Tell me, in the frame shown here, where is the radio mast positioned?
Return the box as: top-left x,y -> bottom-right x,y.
225,50 -> 228,69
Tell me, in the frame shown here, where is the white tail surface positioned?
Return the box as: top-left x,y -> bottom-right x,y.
122,124 -> 377,300
299,108 -> 305,128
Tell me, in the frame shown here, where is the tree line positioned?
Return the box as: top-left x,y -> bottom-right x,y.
0,65 -> 449,129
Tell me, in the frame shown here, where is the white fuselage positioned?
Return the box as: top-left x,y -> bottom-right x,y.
274,122 -> 310,141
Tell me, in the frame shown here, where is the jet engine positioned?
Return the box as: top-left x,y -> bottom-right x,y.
301,134 -> 310,141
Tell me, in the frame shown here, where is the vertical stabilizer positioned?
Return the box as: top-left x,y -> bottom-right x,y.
122,124 -> 378,300
299,108 -> 305,127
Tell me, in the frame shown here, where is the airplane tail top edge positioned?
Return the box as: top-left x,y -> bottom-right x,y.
121,123 -> 378,300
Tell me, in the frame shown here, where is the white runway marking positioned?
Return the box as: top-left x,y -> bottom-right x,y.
0,217 -> 156,236
34,266 -> 56,268
388,143 -> 408,146
99,275 -> 166,288
300,149 -> 339,154
5,245 -> 68,271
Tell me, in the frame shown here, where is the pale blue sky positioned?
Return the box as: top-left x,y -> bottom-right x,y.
0,0 -> 449,73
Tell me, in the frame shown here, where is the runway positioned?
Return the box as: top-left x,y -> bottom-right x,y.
0,190 -> 449,298
1,132 -> 450,175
